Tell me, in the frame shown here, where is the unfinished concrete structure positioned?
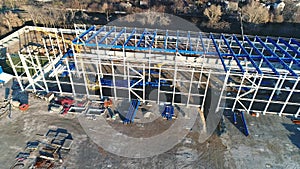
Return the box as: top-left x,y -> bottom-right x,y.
2,25 -> 300,117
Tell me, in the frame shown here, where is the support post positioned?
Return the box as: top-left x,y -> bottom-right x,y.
7,53 -> 24,91
202,70 -> 211,111
112,60 -> 117,100
216,69 -> 230,111
187,68 -> 195,107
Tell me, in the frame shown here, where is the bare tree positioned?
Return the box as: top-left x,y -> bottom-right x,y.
242,1 -> 269,24
271,9 -> 284,23
292,7 -> 300,23
101,2 -> 112,22
204,5 -> 222,25
1,11 -> 23,31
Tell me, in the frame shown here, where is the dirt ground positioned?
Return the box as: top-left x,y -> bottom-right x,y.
0,93 -> 299,169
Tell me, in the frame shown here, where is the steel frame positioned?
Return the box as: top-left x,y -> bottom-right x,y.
3,25 -> 300,118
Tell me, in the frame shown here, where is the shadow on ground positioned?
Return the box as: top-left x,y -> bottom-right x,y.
282,123 -> 300,149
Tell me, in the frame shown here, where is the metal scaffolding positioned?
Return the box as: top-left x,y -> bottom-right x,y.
3,25 -> 300,118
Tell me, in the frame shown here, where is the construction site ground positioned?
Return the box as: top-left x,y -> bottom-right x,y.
0,95 -> 299,169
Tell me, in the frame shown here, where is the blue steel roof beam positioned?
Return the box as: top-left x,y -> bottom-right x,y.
123,28 -> 136,47
267,37 -> 300,66
255,36 -> 298,77
221,35 -> 245,73
189,32 -> 193,51
244,36 -> 280,75
232,35 -> 263,74
148,31 -> 157,48
291,38 -> 300,48
164,30 -> 168,49
175,31 -> 179,50
210,34 -> 228,72
137,29 -> 148,47
278,38 -> 300,57
85,26 -> 106,43
110,28 -> 126,45
200,33 -> 207,53
186,31 -> 192,51
72,25 -> 96,43
97,27 -> 116,45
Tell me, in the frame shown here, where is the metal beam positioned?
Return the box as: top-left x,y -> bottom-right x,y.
164,30 -> 168,49
278,38 -> 300,57
267,37 -> 300,66
98,27 -> 116,45
137,29 -> 148,47
290,38 -> 300,48
244,36 -> 280,75
175,30 -> 179,50
110,27 -> 126,45
200,32 -> 206,53
256,36 -> 298,77
210,34 -> 228,72
123,28 -> 136,47
148,31 -> 157,48
232,35 -> 262,74
85,26 -> 106,43
221,35 -> 245,73
72,25 -> 96,43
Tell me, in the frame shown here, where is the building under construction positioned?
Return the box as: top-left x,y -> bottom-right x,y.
1,24 -> 300,118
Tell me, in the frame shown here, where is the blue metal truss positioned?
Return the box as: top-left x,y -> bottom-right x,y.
244,36 -> 280,76
255,36 -> 298,77
98,27 -> 116,45
199,32 -> 206,53
124,28 -> 136,47
110,28 -> 126,45
266,37 -> 300,66
221,35 -> 245,73
232,35 -> 262,74
175,31 -> 179,50
137,29 -> 148,47
85,26 -> 105,43
72,25 -> 96,43
278,38 -> 300,57
73,26 -> 300,77
148,31 -> 156,48
291,38 -> 300,48
210,34 -> 228,72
